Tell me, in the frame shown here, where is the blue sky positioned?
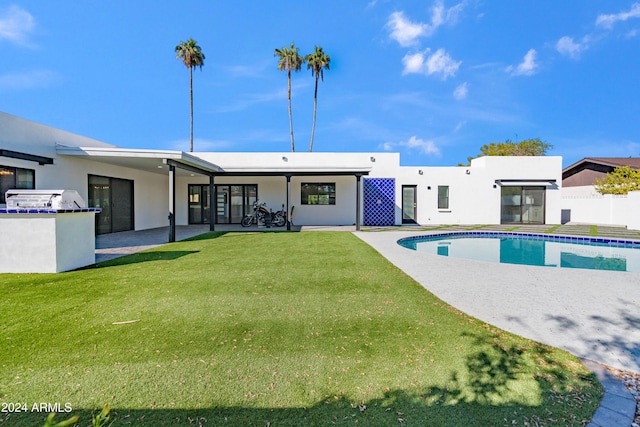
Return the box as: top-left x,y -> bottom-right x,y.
1,1 -> 639,167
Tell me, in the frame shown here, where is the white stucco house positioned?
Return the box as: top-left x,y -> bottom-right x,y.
1,111 -> 563,242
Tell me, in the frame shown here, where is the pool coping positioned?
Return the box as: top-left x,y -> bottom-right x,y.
398,230 -> 640,248
582,359 -> 636,427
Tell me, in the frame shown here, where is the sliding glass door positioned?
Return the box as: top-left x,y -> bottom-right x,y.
88,175 -> 134,234
501,186 -> 545,224
212,184 -> 257,224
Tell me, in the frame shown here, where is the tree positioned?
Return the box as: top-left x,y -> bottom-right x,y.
175,38 -> 205,152
595,165 -> 640,194
462,138 -> 552,165
305,46 -> 331,152
275,42 -> 305,152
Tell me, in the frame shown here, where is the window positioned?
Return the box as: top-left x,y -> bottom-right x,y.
437,185 -> 449,209
301,183 -> 335,205
0,165 -> 35,204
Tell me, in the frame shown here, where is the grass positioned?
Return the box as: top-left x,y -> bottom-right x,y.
544,225 -> 562,234
0,232 -> 602,426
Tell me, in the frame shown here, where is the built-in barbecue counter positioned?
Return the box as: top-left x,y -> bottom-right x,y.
0,190 -> 101,273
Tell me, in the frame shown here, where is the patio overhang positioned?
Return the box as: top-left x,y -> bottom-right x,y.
211,167 -> 371,231
56,146 -> 223,241
56,145 -> 372,239
56,145 -> 223,176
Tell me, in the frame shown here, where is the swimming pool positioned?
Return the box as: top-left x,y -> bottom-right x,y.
398,232 -> 640,272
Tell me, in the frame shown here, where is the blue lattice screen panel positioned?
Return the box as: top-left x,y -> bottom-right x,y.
363,178 -> 395,226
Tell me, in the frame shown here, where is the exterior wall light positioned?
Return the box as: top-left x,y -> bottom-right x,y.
370,156 -> 375,162
465,169 -> 471,175
418,170 -> 423,175
282,156 -> 288,162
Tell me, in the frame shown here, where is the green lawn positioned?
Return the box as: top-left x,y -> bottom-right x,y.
0,232 -> 601,426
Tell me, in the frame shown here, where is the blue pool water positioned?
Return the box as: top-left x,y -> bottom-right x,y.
398,232 -> 640,272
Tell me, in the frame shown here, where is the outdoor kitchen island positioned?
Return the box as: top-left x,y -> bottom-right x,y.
0,190 -> 101,273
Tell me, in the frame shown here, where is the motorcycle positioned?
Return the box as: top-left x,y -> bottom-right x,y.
241,201 -> 286,227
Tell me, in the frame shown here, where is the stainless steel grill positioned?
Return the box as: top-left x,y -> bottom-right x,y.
5,189 -> 86,210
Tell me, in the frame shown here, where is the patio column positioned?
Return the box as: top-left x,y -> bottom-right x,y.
355,174 -> 362,231
286,175 -> 291,231
169,164 -> 176,242
209,175 -> 215,231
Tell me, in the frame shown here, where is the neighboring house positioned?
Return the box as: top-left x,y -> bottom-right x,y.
561,157 -> 640,230
562,157 -> 640,187
1,111 -> 563,237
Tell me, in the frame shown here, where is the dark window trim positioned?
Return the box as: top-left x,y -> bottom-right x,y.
88,174 -> 135,234
301,182 -> 336,205
0,165 -> 36,204
212,184 -> 258,224
0,149 -> 54,165
437,185 -> 449,210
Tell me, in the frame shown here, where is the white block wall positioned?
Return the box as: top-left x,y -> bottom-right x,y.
562,186 -> 640,231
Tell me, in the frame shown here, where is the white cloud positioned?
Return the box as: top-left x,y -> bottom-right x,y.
556,36 -> 587,59
382,136 -> 441,156
0,5 -> 35,45
596,3 -> 640,29
402,48 -> 461,79
386,11 -> 431,46
445,1 -> 468,24
506,49 -> 538,76
453,82 -> 468,100
386,1 -> 467,47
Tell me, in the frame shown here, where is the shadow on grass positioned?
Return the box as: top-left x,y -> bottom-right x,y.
180,231 -> 228,242
5,338 -> 600,427
91,251 -> 200,268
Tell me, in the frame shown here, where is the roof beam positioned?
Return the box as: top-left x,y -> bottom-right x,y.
0,149 -> 54,165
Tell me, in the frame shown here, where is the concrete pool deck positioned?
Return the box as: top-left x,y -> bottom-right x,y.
355,230 -> 640,374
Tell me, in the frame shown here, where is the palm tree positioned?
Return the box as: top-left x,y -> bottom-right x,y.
305,46 -> 331,152
274,42 -> 304,152
175,38 -> 205,152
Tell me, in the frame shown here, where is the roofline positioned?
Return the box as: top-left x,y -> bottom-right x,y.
55,145 -> 223,173
563,157 -> 640,173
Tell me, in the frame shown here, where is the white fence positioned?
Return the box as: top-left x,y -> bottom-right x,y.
561,186 -> 640,230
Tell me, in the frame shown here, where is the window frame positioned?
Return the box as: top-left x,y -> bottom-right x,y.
301,182 -> 336,205
437,185 -> 449,210
0,165 -> 35,204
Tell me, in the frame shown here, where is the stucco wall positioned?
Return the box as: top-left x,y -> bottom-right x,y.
562,186 -> 640,230
2,112 -> 565,230
0,213 -> 96,273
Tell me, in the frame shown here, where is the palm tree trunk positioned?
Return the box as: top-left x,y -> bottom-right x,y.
287,70 -> 295,152
189,66 -> 194,152
309,75 -> 319,152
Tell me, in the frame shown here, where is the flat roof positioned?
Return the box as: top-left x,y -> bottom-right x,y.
56,146 -> 223,176
56,146 -> 372,177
